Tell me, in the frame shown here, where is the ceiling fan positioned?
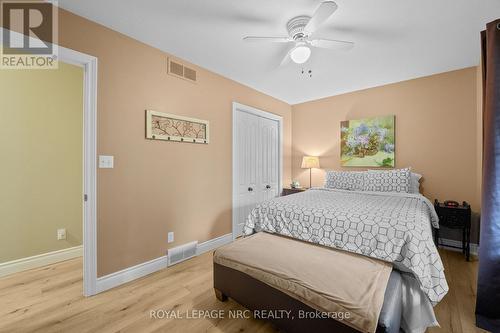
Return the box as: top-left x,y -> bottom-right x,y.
243,1 -> 354,65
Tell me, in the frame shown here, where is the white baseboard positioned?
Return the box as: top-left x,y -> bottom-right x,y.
96,255 -> 168,293
95,233 -> 233,294
438,238 -> 479,256
0,245 -> 83,278
197,233 -> 232,255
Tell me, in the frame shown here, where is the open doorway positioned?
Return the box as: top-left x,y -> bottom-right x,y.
0,29 -> 98,296
0,61 -> 84,270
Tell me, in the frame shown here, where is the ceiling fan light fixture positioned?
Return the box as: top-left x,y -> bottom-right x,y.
290,44 -> 311,64
242,2 -> 353,67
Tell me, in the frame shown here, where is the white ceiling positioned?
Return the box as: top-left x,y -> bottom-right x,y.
58,0 -> 500,104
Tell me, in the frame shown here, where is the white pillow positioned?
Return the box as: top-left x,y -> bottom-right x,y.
364,168 -> 411,193
324,170 -> 365,191
409,172 -> 422,194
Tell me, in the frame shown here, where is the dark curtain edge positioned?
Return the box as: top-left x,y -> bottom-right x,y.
476,19 -> 500,332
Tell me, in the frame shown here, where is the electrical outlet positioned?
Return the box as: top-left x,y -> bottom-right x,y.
167,232 -> 174,243
57,228 -> 66,240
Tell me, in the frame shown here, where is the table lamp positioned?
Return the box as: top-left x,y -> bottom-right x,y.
301,156 -> 320,188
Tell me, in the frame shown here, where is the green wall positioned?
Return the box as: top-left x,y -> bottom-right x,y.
0,62 -> 84,262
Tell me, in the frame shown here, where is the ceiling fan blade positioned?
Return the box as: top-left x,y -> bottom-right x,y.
304,1 -> 338,35
279,46 -> 294,67
309,38 -> 354,51
243,36 -> 292,43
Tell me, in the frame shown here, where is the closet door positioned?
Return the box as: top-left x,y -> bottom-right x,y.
259,117 -> 279,201
233,111 -> 259,237
233,108 -> 281,238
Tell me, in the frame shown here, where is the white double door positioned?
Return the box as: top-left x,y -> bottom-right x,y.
233,108 -> 280,238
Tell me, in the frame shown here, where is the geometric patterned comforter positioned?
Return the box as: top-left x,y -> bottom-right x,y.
243,188 -> 449,305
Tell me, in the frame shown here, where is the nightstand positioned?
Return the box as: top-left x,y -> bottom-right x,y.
434,200 -> 472,261
282,187 -> 307,196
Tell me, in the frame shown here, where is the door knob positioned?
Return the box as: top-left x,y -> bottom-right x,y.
266,185 -> 271,189
248,187 -> 253,192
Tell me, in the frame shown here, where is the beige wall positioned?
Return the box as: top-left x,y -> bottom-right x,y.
0,62 -> 84,262
55,9 -> 292,276
3,6 -> 481,273
292,68 -> 480,211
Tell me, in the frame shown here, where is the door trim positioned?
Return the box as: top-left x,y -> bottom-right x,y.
232,102 -> 283,240
1,28 -> 99,296
59,40 -> 99,298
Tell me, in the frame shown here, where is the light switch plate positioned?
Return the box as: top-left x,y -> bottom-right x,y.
99,155 -> 114,169
167,232 -> 174,243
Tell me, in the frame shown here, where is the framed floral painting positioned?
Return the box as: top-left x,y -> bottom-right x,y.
340,115 -> 395,167
146,110 -> 209,144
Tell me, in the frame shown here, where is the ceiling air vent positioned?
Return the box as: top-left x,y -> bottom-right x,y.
167,58 -> 197,83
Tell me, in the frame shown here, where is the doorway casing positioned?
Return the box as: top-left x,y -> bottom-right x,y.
1,28 -> 99,296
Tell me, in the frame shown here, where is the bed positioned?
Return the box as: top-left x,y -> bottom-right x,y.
214,170 -> 448,333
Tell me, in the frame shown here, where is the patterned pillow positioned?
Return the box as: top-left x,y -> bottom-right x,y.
409,172 -> 422,194
364,168 -> 411,193
324,171 -> 365,191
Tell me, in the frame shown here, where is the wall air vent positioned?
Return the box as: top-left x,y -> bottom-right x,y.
167,241 -> 198,266
167,58 -> 197,83
183,67 -> 197,82
169,60 -> 184,77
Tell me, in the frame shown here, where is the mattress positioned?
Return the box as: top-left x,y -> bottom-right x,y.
244,187 -> 447,306
214,232 -> 398,333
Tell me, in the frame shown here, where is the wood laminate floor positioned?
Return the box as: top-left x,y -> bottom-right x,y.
0,249 -> 488,333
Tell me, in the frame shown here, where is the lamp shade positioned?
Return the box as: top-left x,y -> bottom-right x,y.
301,156 -> 320,169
